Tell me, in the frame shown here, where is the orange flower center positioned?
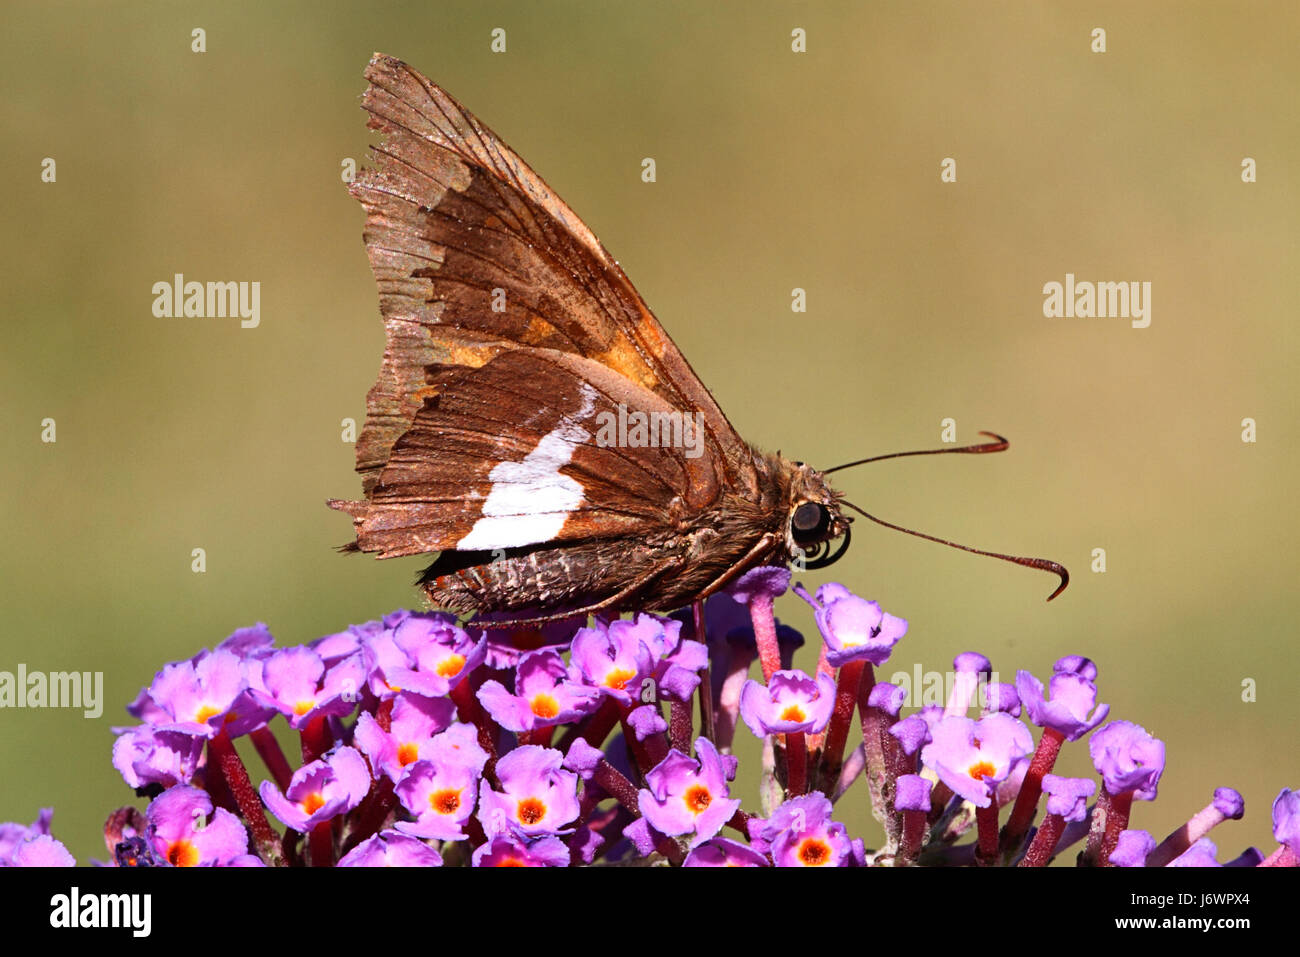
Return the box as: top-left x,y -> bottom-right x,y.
604,668 -> 635,691
684,784 -> 713,815
194,705 -> 221,724
168,840 -> 200,867
530,694 -> 560,719
798,838 -> 832,866
301,792 -> 326,814
293,700 -> 315,717
431,789 -> 462,815
397,742 -> 420,766
517,797 -> 547,826
780,704 -> 808,723
968,760 -> 996,781
436,654 -> 466,678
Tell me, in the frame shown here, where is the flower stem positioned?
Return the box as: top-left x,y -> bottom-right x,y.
299,715 -> 331,765
1019,813 -> 1067,867
897,809 -> 927,865
748,593 -> 781,684
818,659 -> 866,792
619,705 -> 661,779
669,699 -> 692,754
1080,787 -> 1132,866
784,731 -> 807,797
345,776 -> 397,855
207,729 -> 284,866
1001,726 -> 1064,853
692,601 -> 716,743
308,820 -> 334,867
974,803 -> 1000,866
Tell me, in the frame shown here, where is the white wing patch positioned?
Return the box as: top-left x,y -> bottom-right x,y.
456,384 -> 598,550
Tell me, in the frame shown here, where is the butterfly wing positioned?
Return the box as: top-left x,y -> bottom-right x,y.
334,347 -> 721,556
332,54 -> 761,568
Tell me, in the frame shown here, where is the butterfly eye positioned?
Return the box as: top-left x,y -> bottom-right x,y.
791,501 -> 832,544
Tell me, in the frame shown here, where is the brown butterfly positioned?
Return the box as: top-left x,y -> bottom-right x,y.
330,54 -> 1066,626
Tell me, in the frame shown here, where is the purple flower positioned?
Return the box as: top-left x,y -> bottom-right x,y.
338,830 -> 443,867
1110,829 -> 1156,867
476,649 -> 600,732
259,746 -> 372,832
146,649 -> 247,738
797,583 -> 906,668
1041,775 -> 1095,822
424,722 -> 491,774
393,759 -> 482,842
867,681 -> 907,718
562,737 -> 605,780
638,738 -> 741,849
570,620 -> 656,705
627,704 -> 668,741
895,775 -> 933,813
920,712 -> 1034,807
889,714 -> 933,757
146,786 -> 251,867
683,837 -> 770,867
248,646 -> 365,728
309,627 -> 363,665
478,746 -> 580,838
353,693 -> 457,783
751,793 -> 864,867
1169,838 -> 1222,867
9,835 -> 76,867
112,726 -> 205,789
983,682 -> 1020,716
633,614 -> 709,702
473,834 -> 571,867
0,808 -> 53,862
725,566 -> 790,604
1271,788 -> 1300,850
363,613 -> 486,699
1089,721 -> 1165,800
1015,660 -> 1109,740
1214,787 -> 1246,821
739,669 -> 837,736
215,623 -> 277,660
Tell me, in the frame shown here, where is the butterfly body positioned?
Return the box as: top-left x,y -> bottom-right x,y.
330,54 -> 851,624
413,451 -> 847,619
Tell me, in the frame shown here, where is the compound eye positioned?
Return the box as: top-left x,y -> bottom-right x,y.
791,501 -> 831,544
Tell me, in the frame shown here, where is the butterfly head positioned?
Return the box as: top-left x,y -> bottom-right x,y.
784,464 -> 852,570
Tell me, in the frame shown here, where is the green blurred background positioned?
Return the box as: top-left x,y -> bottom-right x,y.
1,0 -> 1295,864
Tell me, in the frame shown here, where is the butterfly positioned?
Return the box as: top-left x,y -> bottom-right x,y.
330,54 -> 1066,627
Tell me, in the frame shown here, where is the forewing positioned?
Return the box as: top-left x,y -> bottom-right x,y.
347,53 -> 754,507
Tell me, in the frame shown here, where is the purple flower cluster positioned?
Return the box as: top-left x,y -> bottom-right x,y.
3,575 -> 1297,868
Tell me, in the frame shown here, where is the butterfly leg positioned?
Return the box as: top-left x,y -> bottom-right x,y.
690,533 -> 783,603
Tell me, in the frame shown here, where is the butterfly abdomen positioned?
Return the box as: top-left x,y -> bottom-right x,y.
419,541 -> 639,615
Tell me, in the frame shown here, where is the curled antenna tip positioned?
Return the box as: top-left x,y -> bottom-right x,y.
1044,562 -> 1070,601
